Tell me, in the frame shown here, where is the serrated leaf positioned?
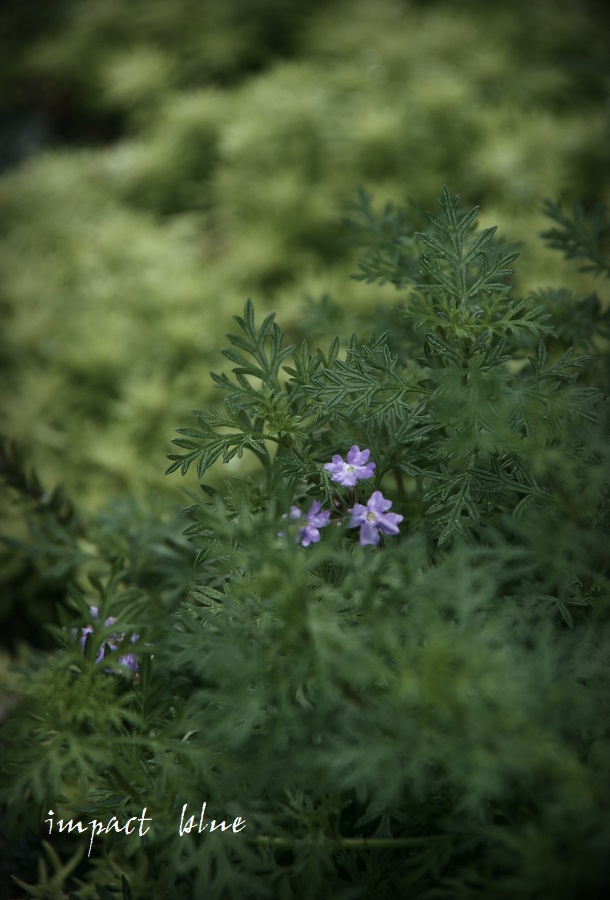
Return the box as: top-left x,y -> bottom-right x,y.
512,493 -> 536,521
425,333 -> 460,361
464,226 -> 497,260
416,232 -> 448,254
456,205 -> 479,233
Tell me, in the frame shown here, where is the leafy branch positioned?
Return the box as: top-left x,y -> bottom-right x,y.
214,297 -> 294,391
166,402 -> 272,479
0,436 -> 81,531
166,299 -> 299,482
405,187 -> 552,345
541,199 -> 610,277
343,186 -> 424,288
303,332 -> 421,427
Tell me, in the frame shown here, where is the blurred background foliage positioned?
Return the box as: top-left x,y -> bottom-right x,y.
0,0 -> 609,637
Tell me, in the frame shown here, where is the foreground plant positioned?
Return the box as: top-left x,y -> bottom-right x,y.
1,189 -> 609,899
71,606 -> 140,674
279,499 -> 331,546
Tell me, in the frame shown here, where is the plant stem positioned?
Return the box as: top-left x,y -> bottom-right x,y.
394,466 -> 407,505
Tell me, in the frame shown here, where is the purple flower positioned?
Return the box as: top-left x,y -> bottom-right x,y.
72,606 -> 139,673
280,500 -> 331,546
324,445 -> 376,487
116,640 -> 139,673
348,490 -> 403,546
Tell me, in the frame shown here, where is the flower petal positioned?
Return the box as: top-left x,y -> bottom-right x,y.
359,522 -> 380,546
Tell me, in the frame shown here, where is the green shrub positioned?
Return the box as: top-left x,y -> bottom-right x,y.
1,0 -> 608,517
1,189 -> 608,898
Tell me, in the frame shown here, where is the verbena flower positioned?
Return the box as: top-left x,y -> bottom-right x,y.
72,606 -> 139,673
280,500 -> 331,546
349,491 -> 403,546
323,445 -> 376,486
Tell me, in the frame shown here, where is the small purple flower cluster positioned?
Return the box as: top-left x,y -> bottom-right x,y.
282,445 -> 403,547
72,606 -> 139,673
279,500 -> 331,547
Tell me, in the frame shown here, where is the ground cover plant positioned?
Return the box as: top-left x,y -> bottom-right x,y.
1,187 -> 609,898
1,0 -> 609,895
2,0 -> 609,647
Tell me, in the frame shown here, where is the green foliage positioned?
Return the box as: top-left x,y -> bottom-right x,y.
1,4 -> 609,896
0,434 -> 197,650
541,199 -> 610,277
1,0 -> 609,520
2,187 -> 608,897
166,301 -> 298,481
